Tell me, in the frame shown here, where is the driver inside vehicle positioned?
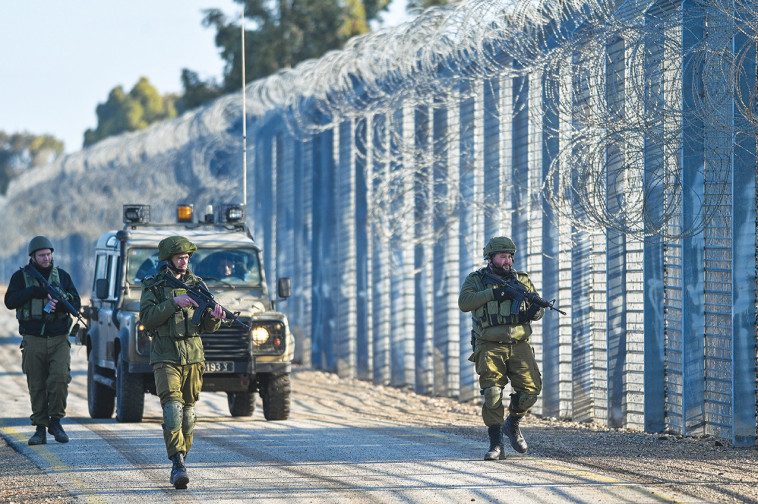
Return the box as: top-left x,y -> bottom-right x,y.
217,257 -> 235,278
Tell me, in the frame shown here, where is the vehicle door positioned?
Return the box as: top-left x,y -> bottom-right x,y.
91,242 -> 120,371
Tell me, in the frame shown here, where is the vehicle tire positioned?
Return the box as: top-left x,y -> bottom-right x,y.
259,372 -> 291,421
227,391 -> 256,417
87,356 -> 115,419
116,357 -> 145,423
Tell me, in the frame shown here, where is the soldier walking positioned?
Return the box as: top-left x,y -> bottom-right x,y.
139,236 -> 225,489
4,236 -> 81,445
458,236 -> 545,460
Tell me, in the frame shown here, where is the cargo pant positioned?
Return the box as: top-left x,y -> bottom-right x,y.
470,339 -> 542,426
153,362 -> 204,459
20,334 -> 72,427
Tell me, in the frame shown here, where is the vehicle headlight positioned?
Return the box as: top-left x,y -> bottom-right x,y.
251,326 -> 270,345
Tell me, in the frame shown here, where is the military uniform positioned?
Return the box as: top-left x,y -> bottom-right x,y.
459,236 -> 545,460
139,236 -> 222,489
4,237 -> 80,445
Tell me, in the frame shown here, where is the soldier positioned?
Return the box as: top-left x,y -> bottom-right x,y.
4,236 -> 81,445
458,236 -> 545,460
215,256 -> 237,278
139,236 -> 225,489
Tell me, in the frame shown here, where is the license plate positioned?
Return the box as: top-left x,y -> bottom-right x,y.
205,361 -> 234,373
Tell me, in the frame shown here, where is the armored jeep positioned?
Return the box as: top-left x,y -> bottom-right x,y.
79,203 -> 293,422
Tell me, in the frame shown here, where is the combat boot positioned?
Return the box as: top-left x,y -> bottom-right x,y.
48,417 -> 69,443
170,452 -> 189,489
28,425 -> 46,445
484,425 -> 506,460
503,414 -> 528,453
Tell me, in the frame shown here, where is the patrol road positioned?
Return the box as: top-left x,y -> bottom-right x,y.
0,311 -> 705,504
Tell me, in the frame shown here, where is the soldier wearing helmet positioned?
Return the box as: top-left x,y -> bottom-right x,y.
139,235 -> 226,489
458,236 -> 545,460
4,236 -> 81,446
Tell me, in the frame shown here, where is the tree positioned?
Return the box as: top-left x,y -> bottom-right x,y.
0,131 -> 64,194
83,77 -> 177,148
407,0 -> 451,9
176,69 -> 225,113
180,0 -> 391,110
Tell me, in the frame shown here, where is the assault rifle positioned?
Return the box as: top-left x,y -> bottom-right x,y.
163,274 -> 250,330
23,266 -> 90,331
480,269 -> 566,315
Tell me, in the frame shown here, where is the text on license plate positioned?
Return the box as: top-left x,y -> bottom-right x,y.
205,361 -> 234,373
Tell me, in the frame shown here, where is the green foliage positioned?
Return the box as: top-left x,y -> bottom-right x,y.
363,0 -> 393,21
407,0 -> 452,9
83,77 -> 177,148
176,69 -> 225,113
181,0 -> 391,110
0,131 -> 64,194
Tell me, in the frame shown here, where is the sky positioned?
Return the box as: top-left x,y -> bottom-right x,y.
0,1 -> 409,154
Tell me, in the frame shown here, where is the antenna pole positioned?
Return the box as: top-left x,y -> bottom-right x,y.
241,8 -> 247,208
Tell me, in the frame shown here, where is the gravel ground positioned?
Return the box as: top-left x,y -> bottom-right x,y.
0,435 -> 72,503
1,367 -> 757,503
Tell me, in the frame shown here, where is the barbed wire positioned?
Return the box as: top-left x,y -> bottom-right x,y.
229,0 -> 753,240
5,0 -> 751,252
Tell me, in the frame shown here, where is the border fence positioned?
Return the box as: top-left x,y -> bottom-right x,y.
243,0 -> 757,446
1,0 -> 756,445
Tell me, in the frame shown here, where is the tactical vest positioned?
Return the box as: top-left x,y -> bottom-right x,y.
142,273 -> 203,339
472,268 -> 530,330
17,266 -> 70,323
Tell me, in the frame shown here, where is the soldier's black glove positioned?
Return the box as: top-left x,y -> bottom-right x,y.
518,303 -> 541,324
492,285 -> 509,302
28,286 -> 48,298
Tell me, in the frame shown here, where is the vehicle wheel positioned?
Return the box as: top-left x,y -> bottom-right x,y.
259,373 -> 290,421
116,357 -> 145,423
87,356 -> 115,419
227,391 -> 256,417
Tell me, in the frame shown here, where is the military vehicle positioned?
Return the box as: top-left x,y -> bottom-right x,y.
78,203 -> 293,422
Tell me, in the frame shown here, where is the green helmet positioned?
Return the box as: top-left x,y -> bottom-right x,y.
158,236 -> 197,262
28,236 -> 54,256
483,236 -> 516,258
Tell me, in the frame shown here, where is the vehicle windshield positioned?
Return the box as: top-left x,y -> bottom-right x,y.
127,247 -> 262,287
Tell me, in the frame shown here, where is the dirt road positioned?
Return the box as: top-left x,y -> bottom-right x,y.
0,307 -> 756,503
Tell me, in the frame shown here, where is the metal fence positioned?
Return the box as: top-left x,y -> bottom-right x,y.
242,0 -> 756,445
0,0 -> 754,445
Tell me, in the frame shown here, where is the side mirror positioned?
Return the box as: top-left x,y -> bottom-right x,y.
95,278 -> 109,300
277,277 -> 291,299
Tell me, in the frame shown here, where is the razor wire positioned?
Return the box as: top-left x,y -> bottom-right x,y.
10,0 -> 755,250
226,0 -> 757,240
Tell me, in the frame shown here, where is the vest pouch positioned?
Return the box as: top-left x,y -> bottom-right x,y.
18,267 -> 67,323
171,310 -> 188,338
499,299 -> 514,316
475,299 -> 515,329
30,298 -> 45,318
171,287 -> 188,338
153,287 -> 186,339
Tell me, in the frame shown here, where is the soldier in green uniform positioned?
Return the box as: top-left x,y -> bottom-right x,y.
4,236 -> 81,445
459,236 -> 545,460
139,236 -> 225,489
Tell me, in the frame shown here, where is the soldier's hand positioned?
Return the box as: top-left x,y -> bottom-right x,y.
518,303 -> 541,324
492,285 -> 509,302
174,294 -> 199,308
46,296 -> 59,312
211,303 -> 226,319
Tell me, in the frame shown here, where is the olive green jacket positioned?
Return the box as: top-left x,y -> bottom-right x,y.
458,267 -> 545,343
139,267 -> 222,365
